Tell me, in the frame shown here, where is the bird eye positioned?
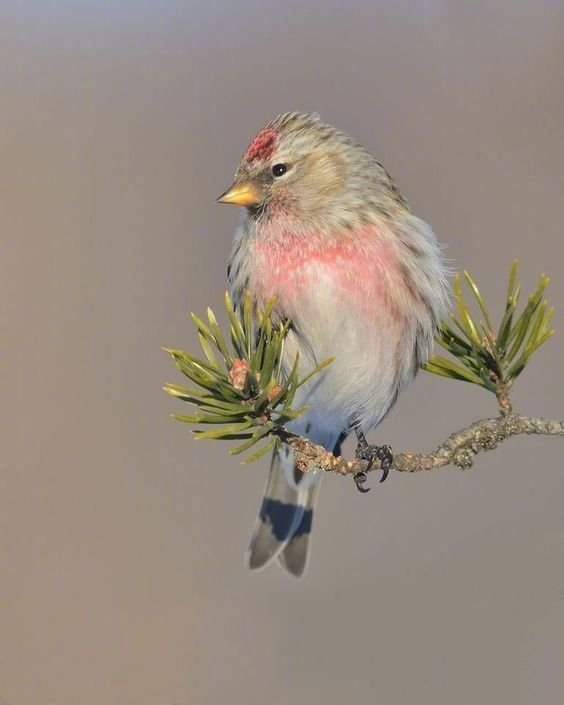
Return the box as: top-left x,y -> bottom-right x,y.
272,163 -> 288,177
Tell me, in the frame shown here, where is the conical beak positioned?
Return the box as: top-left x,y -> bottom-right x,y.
216,180 -> 261,207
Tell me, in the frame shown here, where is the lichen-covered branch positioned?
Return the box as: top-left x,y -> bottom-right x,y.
165,264 -> 560,470
274,414 -> 564,477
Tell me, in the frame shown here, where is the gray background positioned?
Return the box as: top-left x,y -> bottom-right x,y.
2,2 -> 563,704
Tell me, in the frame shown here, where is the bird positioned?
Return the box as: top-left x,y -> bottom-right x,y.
217,112 -> 449,576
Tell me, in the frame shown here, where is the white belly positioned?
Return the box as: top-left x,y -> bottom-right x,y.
228,215 -> 447,451
279,271 -> 418,449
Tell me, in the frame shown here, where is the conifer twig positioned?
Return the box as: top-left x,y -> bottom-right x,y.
274,413 -> 564,476
164,261 -> 561,474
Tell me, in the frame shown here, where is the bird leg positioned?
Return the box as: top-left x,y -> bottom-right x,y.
353,429 -> 393,492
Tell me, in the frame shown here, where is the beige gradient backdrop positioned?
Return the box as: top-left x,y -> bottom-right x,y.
2,2 -> 564,704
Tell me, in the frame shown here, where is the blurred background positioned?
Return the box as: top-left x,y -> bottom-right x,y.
2,2 -> 564,704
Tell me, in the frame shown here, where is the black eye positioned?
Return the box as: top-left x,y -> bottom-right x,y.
272,163 -> 288,177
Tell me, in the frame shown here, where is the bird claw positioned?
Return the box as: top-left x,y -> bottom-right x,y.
353,430 -> 394,491
375,444 -> 393,483
353,471 -> 371,493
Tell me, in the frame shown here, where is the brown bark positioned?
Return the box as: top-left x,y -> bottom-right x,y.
274,414 -> 564,477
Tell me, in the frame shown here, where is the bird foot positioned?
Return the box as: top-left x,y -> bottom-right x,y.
353,430 -> 393,493
353,471 -> 371,493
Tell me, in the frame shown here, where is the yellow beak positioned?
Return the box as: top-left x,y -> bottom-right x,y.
216,181 -> 261,207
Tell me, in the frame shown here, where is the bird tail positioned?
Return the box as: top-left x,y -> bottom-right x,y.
246,443 -> 321,577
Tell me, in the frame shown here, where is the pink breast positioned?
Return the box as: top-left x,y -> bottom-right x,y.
250,227 -> 404,320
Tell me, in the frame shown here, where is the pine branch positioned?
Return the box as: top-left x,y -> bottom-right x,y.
164,261 -> 561,473
274,413 -> 564,476
423,261 -> 554,414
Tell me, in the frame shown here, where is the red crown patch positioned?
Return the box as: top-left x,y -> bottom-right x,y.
244,127 -> 277,162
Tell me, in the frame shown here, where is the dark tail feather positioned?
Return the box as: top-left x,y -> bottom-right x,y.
246,445 -> 318,575
277,480 -> 320,576
247,433 -> 345,576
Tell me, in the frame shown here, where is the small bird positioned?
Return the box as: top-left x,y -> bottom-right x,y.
218,112 -> 449,576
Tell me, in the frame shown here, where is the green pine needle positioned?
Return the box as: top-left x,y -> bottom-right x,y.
165,261 -> 555,461
424,261 -> 555,394
164,293 -> 334,462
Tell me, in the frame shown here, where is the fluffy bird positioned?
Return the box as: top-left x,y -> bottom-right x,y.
218,112 -> 449,576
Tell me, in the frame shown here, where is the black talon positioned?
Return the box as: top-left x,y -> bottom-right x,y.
354,430 -> 394,486
353,471 -> 371,493
377,445 -> 393,483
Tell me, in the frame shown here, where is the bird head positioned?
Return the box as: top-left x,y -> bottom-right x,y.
217,112 -> 368,228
